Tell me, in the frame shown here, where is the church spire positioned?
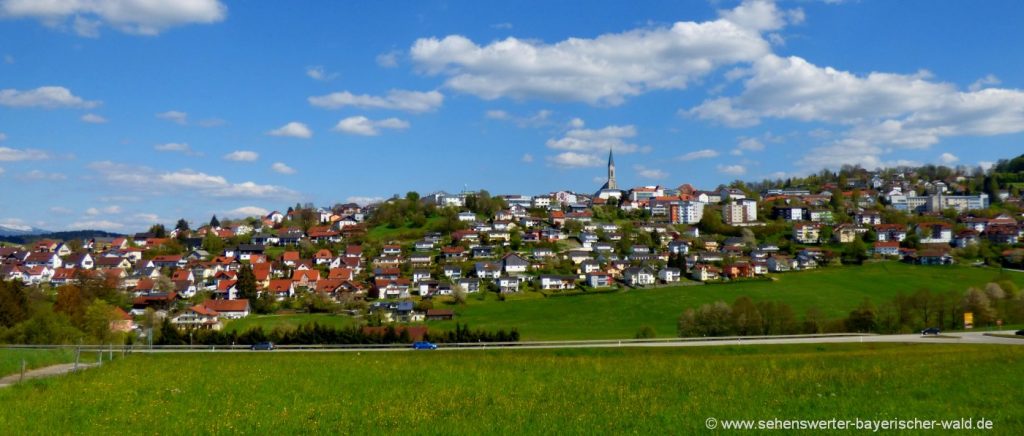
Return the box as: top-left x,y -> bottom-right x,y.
606,147 -> 617,189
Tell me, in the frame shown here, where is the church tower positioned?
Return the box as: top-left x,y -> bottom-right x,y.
606,148 -> 617,189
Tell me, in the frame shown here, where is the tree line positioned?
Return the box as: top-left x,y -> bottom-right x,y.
155,321 -> 519,345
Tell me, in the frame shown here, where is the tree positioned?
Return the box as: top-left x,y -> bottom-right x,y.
802,306 -> 826,334
962,287 -> 996,326
202,231 -> 224,256
175,218 -> 190,233
54,285 -> 88,327
0,281 -> 30,328
210,215 -> 221,228
83,299 -> 117,344
236,264 -> 258,301
148,224 -> 167,238
732,296 -> 763,336
846,298 -> 878,333
453,287 -> 468,305
635,325 -> 657,339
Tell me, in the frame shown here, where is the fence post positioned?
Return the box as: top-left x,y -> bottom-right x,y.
73,347 -> 80,372
109,344 -> 113,362
20,359 -> 26,382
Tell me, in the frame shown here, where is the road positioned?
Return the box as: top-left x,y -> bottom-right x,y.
126,330 -> 1024,353
0,363 -> 99,388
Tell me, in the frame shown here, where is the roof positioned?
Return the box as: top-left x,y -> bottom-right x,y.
203,299 -> 250,312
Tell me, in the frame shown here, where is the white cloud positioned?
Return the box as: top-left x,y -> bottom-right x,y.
332,116 -> 410,136
547,152 -> 604,168
306,65 -> 338,81
737,137 -> 764,151
677,149 -> 719,161
85,205 -> 121,216
271,162 -> 296,174
717,164 -> 747,175
938,152 -> 959,165
196,118 -> 225,127
409,0 -> 793,105
0,86 -> 99,109
267,121 -> 312,139
521,153 -> 534,163
49,206 -> 72,214
223,150 -> 259,162
346,196 -> 384,206
309,89 -> 444,113
20,169 -> 67,181
485,109 -> 509,120
156,110 -> 188,124
0,147 -> 49,161
978,161 -> 995,171
153,142 -> 197,155
81,113 -> 107,123
224,206 -> 269,218
634,164 -> 668,179
68,220 -> 124,231
0,0 -> 228,36
375,50 -> 400,68
968,74 -> 1000,92
568,118 -> 585,129
89,161 -> 300,200
546,125 -> 639,153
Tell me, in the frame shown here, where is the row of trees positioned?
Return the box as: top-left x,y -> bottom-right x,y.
155,321 -> 519,345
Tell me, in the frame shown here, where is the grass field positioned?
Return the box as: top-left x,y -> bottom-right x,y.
366,216 -> 445,243
0,348 -> 77,377
429,263 -> 1024,340
0,344 -> 1020,433
223,313 -> 358,333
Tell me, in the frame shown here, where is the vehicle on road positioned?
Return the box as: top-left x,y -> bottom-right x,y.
921,327 -> 941,336
412,341 -> 438,350
1016,330 -> 1024,336
251,342 -> 275,351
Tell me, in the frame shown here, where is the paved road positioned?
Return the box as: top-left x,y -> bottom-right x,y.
129,331 -> 1024,353
0,362 -> 99,388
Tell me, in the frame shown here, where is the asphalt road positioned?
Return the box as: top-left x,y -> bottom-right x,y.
127,331 -> 1024,353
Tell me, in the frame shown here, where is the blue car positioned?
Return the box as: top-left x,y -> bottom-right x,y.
412,341 -> 438,350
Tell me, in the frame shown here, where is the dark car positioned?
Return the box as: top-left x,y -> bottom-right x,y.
921,327 -> 941,336
412,341 -> 438,350
251,342 -> 275,351
1016,330 -> 1024,336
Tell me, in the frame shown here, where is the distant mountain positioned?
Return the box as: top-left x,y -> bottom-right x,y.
0,224 -> 51,237
0,230 -> 123,245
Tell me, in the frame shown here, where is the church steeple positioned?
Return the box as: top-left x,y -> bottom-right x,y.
606,148 -> 617,189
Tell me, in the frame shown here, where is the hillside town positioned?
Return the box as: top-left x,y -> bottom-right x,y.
2,152 -> 1023,333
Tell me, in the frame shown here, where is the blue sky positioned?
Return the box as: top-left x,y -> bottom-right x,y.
1,0 -> 1022,232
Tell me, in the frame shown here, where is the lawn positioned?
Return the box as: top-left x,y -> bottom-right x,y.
366,216 -> 445,243
0,348 -> 78,378
0,344 -> 1020,433
222,313 -> 359,334
429,263 -> 1024,340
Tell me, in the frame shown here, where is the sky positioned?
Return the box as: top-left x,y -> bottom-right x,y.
0,0 -> 1022,232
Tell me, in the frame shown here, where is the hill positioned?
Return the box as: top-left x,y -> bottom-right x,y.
0,230 -> 124,245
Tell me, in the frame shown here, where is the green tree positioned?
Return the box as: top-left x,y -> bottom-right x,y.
732,296 -> 763,336
202,231 -> 224,256
0,281 -> 30,328
846,298 -> 878,333
148,224 -> 167,238
175,218 -> 190,233
83,299 -> 117,344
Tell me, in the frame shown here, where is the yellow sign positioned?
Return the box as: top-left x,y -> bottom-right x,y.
964,312 -> 974,329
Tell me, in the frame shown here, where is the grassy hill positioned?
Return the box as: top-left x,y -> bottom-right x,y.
427,262 -> 1024,340
0,344 -> 1020,433
223,313 -> 358,334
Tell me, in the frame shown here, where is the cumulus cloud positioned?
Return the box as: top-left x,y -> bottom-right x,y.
677,149 -> 719,161
88,161 -> 300,200
346,196 -> 384,206
20,170 -> 67,181
306,65 -> 338,81
546,125 -> 639,153
154,142 -> 198,155
223,150 -> 258,162
0,147 -> 49,161
271,162 -> 296,174
0,0 -> 228,36
968,74 -> 1000,92
634,164 -> 668,179
409,0 -> 795,105
521,153 -> 534,163
717,164 -> 747,175
267,121 -> 312,138
547,152 -> 603,168
309,89 -> 443,113
376,50 -> 400,68
333,116 -> 410,136
0,86 -> 99,109
86,205 -> 121,215
938,152 -> 959,165
690,53 -> 1024,170
156,110 -> 188,124
224,206 -> 269,218
485,109 -> 553,128
80,113 -> 107,123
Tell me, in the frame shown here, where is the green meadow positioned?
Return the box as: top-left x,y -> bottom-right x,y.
428,263 -> 1024,340
0,348 -> 78,378
0,344 -> 1020,433
222,313 -> 357,334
